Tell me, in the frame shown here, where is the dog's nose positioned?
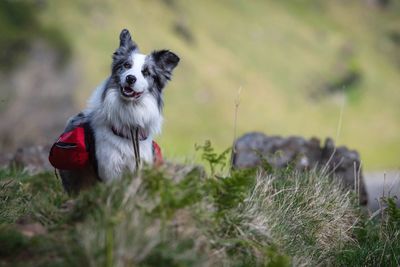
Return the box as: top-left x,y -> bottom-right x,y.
126,75 -> 136,85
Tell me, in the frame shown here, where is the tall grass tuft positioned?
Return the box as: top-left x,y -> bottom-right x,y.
236,169 -> 356,266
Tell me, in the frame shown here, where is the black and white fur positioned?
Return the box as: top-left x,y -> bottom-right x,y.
60,29 -> 179,193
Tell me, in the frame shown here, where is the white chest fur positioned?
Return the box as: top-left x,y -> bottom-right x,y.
94,126 -> 154,182
87,82 -> 163,182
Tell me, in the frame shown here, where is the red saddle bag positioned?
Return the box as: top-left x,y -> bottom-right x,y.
49,125 -> 90,170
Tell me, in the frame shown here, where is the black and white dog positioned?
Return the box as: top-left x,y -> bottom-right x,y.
60,29 -> 179,193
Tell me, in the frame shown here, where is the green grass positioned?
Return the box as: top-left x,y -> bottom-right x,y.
0,168 -> 68,225
1,145 -> 399,266
336,197 -> 400,266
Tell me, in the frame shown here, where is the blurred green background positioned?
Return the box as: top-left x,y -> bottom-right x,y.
0,0 -> 399,170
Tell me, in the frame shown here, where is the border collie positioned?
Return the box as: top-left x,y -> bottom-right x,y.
59,29 -> 179,193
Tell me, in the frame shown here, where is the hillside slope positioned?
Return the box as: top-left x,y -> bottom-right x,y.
38,0 -> 400,169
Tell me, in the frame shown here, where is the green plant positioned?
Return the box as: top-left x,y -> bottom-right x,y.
384,196 -> 400,230
335,196 -> 400,266
195,140 -> 231,176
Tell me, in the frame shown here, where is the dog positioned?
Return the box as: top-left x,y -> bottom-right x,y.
59,29 -> 179,193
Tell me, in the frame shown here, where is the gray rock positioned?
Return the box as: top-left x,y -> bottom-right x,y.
233,132 -> 368,205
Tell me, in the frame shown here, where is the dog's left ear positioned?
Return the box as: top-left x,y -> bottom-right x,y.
150,50 -> 180,91
151,50 -> 180,73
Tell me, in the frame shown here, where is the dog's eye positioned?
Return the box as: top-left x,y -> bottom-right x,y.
123,62 -> 132,69
142,67 -> 150,77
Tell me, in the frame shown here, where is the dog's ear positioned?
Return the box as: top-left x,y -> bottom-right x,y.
113,29 -> 139,65
150,50 -> 180,91
151,50 -> 180,73
119,29 -> 134,47
116,29 -> 138,52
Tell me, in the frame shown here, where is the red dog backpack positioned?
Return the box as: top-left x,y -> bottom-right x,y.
49,124 -> 91,170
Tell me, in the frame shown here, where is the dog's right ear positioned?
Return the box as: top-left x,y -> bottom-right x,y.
114,29 -> 138,55
112,29 -> 138,70
119,29 -> 135,48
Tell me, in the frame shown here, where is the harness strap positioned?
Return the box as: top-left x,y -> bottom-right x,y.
83,122 -> 101,181
54,168 -> 60,180
130,127 -> 141,170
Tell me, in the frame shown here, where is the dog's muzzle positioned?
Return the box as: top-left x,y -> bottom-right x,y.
120,86 -> 143,99
120,75 -> 143,99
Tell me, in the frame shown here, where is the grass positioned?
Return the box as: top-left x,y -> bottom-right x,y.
335,196 -> 400,266
32,0 -> 400,170
1,145 -> 399,266
0,168 -> 68,225
242,170 -> 356,265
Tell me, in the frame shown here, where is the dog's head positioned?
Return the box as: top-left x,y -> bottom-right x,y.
110,29 -> 180,103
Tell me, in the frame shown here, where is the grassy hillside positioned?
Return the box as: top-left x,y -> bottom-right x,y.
1,148 -> 400,266
37,0 -> 400,170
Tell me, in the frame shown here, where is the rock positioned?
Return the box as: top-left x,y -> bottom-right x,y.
16,223 -> 47,238
10,145 -> 52,175
233,132 -> 368,205
15,217 -> 47,237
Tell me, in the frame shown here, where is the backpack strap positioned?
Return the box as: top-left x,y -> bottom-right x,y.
82,122 -> 101,181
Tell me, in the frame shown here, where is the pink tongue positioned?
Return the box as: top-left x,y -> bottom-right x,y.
124,87 -> 134,94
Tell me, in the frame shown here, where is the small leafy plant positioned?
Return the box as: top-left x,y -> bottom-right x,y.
195,140 -> 231,176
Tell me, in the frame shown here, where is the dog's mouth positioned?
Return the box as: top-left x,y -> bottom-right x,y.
120,86 -> 143,99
